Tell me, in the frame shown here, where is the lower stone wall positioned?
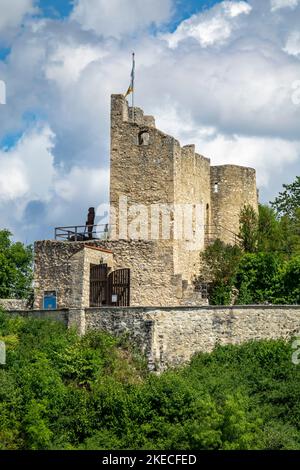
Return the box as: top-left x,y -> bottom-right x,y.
4,309 -> 69,325
0,299 -> 31,310
3,305 -> 300,371
84,305 -> 300,370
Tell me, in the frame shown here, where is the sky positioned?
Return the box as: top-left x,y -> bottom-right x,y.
0,0 -> 300,243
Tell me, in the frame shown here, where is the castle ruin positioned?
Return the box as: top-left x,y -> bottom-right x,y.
34,94 -> 258,309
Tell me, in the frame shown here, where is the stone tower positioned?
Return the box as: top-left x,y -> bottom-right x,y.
110,94 -> 258,287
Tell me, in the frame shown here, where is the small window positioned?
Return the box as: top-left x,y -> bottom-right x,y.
43,291 -> 57,310
138,130 -> 150,146
214,182 -> 219,193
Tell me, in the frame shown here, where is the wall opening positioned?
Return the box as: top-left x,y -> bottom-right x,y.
90,264 -> 130,307
214,182 -> 219,193
138,130 -> 150,146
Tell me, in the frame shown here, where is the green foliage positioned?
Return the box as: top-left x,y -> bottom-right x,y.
0,229 -> 33,299
209,282 -> 232,306
271,256 -> 300,305
271,176 -> 300,220
239,205 -> 259,253
200,239 -> 242,284
197,239 -> 242,305
279,210 -> 300,256
235,253 -> 281,304
199,189 -> 300,305
257,205 -> 283,253
2,312 -> 300,450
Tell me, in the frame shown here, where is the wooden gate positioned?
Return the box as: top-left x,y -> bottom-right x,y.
89,265 -> 130,307
107,269 -> 130,307
89,264 -> 108,307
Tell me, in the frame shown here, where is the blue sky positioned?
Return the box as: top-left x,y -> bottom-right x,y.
38,0 -> 74,18
0,0 -> 300,243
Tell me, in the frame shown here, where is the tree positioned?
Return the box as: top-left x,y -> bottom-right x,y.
239,205 -> 258,253
279,209 -> 300,257
271,256 -> 300,305
234,253 -> 281,304
197,240 -> 242,305
257,205 -> 283,253
270,176 -> 300,220
0,229 -> 33,299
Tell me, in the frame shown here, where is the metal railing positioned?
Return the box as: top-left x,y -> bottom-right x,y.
55,224 -> 111,242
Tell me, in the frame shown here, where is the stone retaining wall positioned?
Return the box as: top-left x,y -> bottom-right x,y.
3,305 -> 300,371
84,305 -> 300,370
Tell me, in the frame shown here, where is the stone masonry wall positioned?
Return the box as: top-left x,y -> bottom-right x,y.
210,165 -> 258,244
0,299 -> 31,310
109,95 -> 259,294
84,305 -> 300,371
34,240 -> 113,309
173,145 -> 211,283
34,239 -> 182,309
97,240 -> 182,306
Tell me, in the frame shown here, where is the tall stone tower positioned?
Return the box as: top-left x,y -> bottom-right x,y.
110,94 -> 258,291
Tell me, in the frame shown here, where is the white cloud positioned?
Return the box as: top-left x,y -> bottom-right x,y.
271,0 -> 300,11
197,134 -> 300,188
45,43 -> 107,88
54,166 -> 109,203
0,0 -> 36,34
284,31 -> 300,56
0,125 -> 55,202
71,0 -> 173,38
164,1 -> 252,48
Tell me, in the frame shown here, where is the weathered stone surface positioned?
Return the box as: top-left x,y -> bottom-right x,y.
0,299 -> 30,310
84,305 -> 300,371
34,241 -> 113,309
210,165 -> 258,244
5,309 -> 69,325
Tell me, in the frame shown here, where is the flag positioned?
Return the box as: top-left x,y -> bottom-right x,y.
125,53 -> 135,98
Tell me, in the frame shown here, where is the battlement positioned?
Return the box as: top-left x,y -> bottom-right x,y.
111,94 -> 156,128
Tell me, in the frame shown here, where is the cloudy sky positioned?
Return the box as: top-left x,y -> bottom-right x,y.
0,0 -> 300,243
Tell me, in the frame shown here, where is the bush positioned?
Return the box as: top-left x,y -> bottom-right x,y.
1,312 -> 300,450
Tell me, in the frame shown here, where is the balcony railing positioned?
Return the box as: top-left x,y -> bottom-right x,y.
54,224 -> 111,242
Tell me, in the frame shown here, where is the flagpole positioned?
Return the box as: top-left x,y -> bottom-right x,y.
132,52 -> 135,123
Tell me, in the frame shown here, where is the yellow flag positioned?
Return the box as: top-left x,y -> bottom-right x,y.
124,53 -> 135,98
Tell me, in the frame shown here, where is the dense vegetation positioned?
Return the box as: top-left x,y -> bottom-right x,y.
0,230 -> 33,300
199,176 -> 300,305
1,310 -> 300,450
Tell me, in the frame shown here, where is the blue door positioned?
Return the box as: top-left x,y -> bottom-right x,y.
43,291 -> 57,310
